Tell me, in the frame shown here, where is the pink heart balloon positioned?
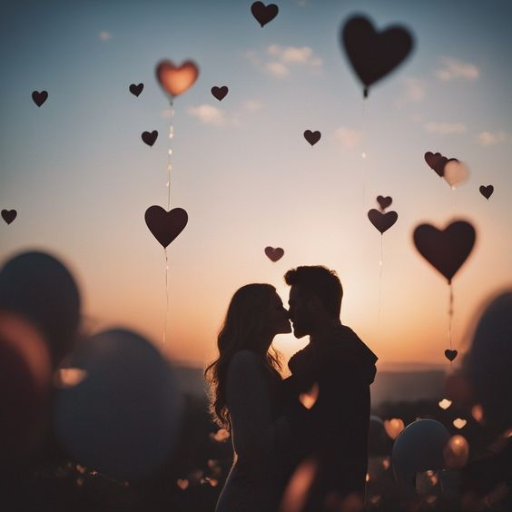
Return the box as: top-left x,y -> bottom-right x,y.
156,60 -> 199,98
443,159 -> 469,188
145,206 -> 188,248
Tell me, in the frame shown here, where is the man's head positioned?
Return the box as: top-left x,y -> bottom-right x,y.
284,266 -> 343,338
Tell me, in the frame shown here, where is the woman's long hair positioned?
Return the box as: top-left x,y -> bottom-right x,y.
204,283 -> 282,430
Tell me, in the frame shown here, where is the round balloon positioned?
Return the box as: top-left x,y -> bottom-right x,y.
53,329 -> 183,480
0,251 -> 81,369
392,419 -> 450,482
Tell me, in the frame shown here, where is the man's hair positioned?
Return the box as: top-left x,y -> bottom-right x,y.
284,265 -> 343,317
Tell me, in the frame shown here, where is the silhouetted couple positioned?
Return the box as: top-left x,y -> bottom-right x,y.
205,265 -> 378,512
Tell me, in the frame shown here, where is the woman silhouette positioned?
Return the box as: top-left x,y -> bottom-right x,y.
205,284 -> 292,512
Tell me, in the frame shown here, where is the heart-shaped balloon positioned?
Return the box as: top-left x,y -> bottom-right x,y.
443,159 -> 469,188
1,210 -> 17,225
341,15 -> 414,97
251,2 -> 279,27
368,209 -> 398,234
32,91 -> 48,107
413,220 -> 476,284
156,60 -> 199,98
479,185 -> 494,200
211,86 -> 228,101
129,83 -> 144,97
265,247 -> 284,262
377,196 -> 393,211
424,152 -> 447,178
304,130 -> 321,146
141,130 -> 158,147
145,206 -> 188,248
445,349 -> 458,362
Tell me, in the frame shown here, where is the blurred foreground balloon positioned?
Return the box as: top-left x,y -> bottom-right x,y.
54,329 -> 183,480
0,251 -> 81,368
444,435 -> 470,468
369,415 -> 390,454
443,159 -> 469,188
341,15 -> 414,98
384,418 -> 405,440
156,60 -> 199,98
0,312 -> 52,462
413,220 -> 476,284
392,419 -> 451,482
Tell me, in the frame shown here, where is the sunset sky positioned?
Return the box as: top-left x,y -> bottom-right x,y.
1,0 -> 511,370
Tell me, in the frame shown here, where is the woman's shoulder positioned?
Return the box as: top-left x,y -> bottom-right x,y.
230,349 -> 261,367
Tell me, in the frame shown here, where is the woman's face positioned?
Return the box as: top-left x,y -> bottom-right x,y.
266,292 -> 292,337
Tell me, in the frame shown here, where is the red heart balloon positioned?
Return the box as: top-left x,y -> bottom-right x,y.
265,247 -> 284,262
145,206 -> 188,248
341,15 -> 413,97
424,152 -> 447,177
479,185 -> 494,199
368,209 -> 398,234
376,196 -> 392,211
1,210 -> 17,225
156,60 -> 199,98
413,220 -> 476,284
304,130 -> 321,146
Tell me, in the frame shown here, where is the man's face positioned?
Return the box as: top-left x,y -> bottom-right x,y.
288,285 -> 315,338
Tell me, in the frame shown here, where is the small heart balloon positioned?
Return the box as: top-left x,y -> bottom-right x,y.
424,152 -> 447,178
341,15 -> 414,97
251,2 -> 279,27
479,185 -> 494,199
32,91 -> 48,107
141,130 -> 158,147
129,83 -> 144,97
413,220 -> 476,284
156,60 -> 199,98
377,196 -> 393,211
445,349 -> 458,362
145,206 -> 188,248
443,159 -> 469,188
452,418 -> 467,429
368,209 -> 398,234
264,247 -> 284,262
1,210 -> 17,225
211,86 -> 228,101
304,130 -> 321,146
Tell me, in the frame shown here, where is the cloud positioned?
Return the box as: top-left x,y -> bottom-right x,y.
99,31 -> 113,41
332,128 -> 363,149
424,122 -> 467,135
242,100 -> 263,112
188,105 -> 227,126
246,45 -> 322,78
477,131 -> 508,146
395,78 -> 427,107
436,57 -> 479,81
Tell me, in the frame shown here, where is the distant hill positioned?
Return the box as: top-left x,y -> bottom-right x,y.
173,363 -> 447,407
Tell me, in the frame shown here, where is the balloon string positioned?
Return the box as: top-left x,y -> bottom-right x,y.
361,97 -> 367,205
448,282 -> 454,351
163,248 -> 169,345
378,234 -> 383,322
167,100 -> 175,210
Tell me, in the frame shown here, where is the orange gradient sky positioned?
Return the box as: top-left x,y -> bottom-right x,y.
1,0 -> 511,369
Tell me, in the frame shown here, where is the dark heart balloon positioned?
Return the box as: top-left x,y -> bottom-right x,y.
265,247 -> 284,262
341,15 -> 414,98
368,209 -> 398,234
479,185 -> 494,200
129,83 -> 144,97
32,91 -> 48,107
251,2 -> 278,27
145,206 -> 188,248
377,196 -> 392,211
413,221 -> 476,284
211,86 -> 228,101
304,130 -> 321,146
1,210 -> 17,225
141,131 -> 158,147
445,349 -> 458,362
424,152 -> 447,178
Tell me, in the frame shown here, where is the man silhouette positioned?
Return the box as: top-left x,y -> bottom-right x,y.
283,265 -> 378,512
